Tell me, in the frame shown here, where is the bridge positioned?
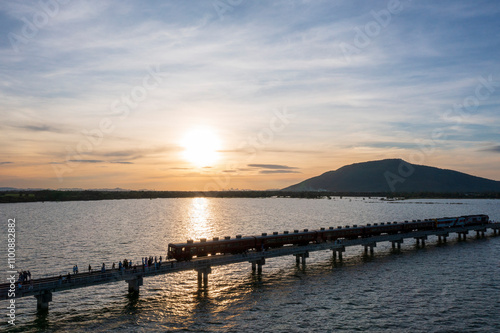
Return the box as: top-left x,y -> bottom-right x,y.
1,222 -> 499,311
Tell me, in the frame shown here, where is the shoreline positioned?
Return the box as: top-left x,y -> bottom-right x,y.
1,190 -> 499,203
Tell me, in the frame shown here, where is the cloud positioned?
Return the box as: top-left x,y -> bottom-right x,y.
260,170 -> 301,174
0,162 -> 13,165
481,145 -> 500,153
68,160 -> 104,163
13,124 -> 68,133
248,164 -> 298,170
110,161 -> 133,164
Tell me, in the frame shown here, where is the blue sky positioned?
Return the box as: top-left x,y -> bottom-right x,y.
1,0 -> 499,190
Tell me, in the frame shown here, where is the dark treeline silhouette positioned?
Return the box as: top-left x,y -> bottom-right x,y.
1,190 -> 499,203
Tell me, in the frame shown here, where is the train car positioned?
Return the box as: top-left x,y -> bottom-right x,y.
332,224 -> 365,240
435,217 -> 459,228
363,222 -> 403,237
463,214 -> 489,226
435,214 -> 489,228
167,235 -> 255,261
255,229 -> 318,250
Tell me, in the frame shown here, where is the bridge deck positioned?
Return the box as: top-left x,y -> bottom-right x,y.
1,223 -> 499,305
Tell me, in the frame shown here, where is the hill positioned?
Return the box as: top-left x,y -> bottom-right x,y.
283,159 -> 500,193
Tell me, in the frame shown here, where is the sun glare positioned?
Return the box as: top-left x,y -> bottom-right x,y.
181,128 -> 221,167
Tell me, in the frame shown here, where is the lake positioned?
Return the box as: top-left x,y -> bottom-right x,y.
1,197 -> 499,332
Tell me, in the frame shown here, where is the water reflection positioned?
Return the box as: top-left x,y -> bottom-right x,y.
187,198 -> 213,241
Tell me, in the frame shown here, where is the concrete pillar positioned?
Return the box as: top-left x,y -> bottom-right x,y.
127,276 -> 143,293
35,291 -> 52,311
250,259 -> 265,274
392,240 -> 402,250
364,243 -> 375,255
196,266 -> 211,288
438,236 -> 441,242
197,271 -> 202,287
332,251 -> 337,260
294,253 -> 308,268
415,236 -> 427,247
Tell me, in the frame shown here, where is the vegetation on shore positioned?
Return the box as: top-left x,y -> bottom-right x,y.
1,190 -> 499,203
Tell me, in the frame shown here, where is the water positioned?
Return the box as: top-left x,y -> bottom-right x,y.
1,197 -> 499,332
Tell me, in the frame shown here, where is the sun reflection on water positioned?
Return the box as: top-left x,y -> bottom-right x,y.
187,198 -> 214,241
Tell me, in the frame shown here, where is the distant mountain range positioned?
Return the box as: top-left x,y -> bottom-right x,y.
283,159 -> 500,193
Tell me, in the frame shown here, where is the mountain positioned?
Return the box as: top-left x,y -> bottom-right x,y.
283,159 -> 500,193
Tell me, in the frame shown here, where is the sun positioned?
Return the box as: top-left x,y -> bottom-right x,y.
181,128 -> 221,167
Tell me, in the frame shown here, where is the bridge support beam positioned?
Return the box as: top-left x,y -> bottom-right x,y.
35,291 -> 52,311
363,243 -> 376,255
196,266 -> 212,288
437,233 -> 449,243
333,246 -> 345,261
458,231 -> 468,241
294,252 -> 309,268
475,229 -> 486,238
415,236 -> 427,247
250,258 -> 265,274
391,239 -> 403,250
126,276 -> 143,293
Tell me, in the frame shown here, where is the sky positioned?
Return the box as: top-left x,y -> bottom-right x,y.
1,0 -> 499,191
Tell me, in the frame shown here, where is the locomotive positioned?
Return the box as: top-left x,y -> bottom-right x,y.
167,214 -> 489,261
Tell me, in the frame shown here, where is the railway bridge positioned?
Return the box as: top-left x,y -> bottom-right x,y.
1,222 -> 499,311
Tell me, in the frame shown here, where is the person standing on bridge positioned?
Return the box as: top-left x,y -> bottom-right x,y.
101,263 -> 105,273
88,264 -> 91,273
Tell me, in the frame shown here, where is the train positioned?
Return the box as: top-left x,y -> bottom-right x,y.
167,214 -> 489,261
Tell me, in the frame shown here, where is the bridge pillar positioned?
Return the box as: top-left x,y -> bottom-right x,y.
294,252 -> 309,268
458,231 -> 468,241
364,243 -> 376,255
126,276 -> 143,293
415,236 -> 427,247
35,291 -> 52,311
250,258 -> 265,274
333,246 -> 345,261
391,239 -> 403,250
475,230 -> 486,238
196,266 -> 211,288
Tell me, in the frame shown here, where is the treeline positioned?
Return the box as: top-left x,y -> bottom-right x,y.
1,190 -> 500,203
